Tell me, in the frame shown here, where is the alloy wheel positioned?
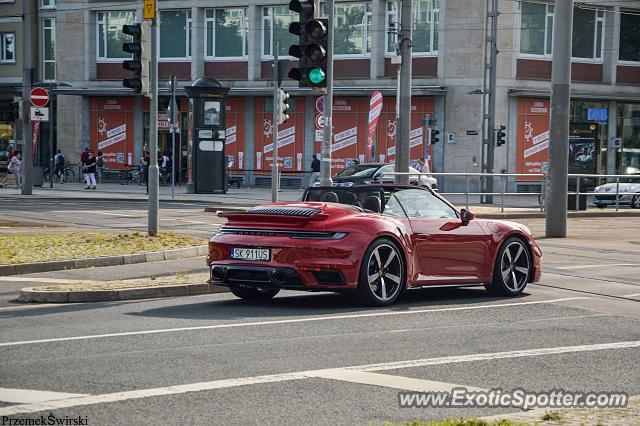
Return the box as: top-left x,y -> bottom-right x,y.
500,241 -> 530,292
367,243 -> 403,302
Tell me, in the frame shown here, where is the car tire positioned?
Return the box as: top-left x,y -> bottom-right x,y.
350,238 -> 405,307
230,284 -> 280,301
631,195 -> 640,209
485,237 -> 531,297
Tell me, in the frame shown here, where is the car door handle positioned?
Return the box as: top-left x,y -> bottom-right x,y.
414,234 -> 431,241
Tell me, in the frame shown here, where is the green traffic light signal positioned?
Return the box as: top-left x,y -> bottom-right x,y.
307,67 -> 325,85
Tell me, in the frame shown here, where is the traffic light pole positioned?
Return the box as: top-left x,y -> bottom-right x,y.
319,0 -> 334,187
169,74 -> 177,200
483,0 -> 499,204
396,0 -> 412,185
21,0 -> 33,195
272,42 -> 280,203
148,15 -> 159,236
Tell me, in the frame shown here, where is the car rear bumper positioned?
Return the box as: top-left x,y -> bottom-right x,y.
208,264 -> 349,291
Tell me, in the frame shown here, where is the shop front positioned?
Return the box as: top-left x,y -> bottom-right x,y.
516,98 -> 610,186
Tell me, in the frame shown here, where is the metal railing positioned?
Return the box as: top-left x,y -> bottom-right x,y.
383,171 -> 640,213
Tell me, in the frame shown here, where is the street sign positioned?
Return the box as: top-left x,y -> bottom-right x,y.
612,137 -> 622,149
29,87 -> 49,107
315,96 -> 324,114
144,0 -> 155,19
315,114 -> 324,129
30,107 -> 49,122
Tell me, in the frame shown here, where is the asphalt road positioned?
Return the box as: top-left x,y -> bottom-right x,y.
0,198 -> 225,239
0,201 -> 639,424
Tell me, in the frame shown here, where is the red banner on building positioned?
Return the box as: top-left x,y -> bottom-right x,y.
367,91 -> 383,162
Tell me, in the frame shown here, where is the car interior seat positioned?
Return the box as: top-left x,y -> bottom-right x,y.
362,195 -> 382,213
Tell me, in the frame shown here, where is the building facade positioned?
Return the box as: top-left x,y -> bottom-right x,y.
1,0 -> 639,190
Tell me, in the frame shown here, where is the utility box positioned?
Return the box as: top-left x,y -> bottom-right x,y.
185,77 -> 230,194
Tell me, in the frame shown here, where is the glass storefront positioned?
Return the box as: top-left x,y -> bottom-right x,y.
616,103 -> 640,175
570,100 -> 608,175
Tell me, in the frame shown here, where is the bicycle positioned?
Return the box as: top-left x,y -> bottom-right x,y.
117,166 -> 145,185
160,168 -> 172,186
43,166 -> 76,183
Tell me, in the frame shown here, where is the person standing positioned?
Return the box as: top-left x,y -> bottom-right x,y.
96,151 -> 105,183
142,151 -> 150,194
80,147 -> 90,183
54,149 -> 65,183
7,152 -> 22,188
310,154 -> 321,186
84,150 -> 97,189
417,157 -> 430,174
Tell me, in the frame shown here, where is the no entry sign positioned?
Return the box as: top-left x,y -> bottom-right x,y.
30,87 -> 50,107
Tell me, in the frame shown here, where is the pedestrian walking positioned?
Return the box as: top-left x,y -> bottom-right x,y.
53,149 -> 65,183
310,154 -> 321,186
7,152 -> 22,188
96,151 -> 105,184
84,150 -> 97,189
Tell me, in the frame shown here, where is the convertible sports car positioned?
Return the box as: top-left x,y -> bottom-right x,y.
207,185 -> 542,306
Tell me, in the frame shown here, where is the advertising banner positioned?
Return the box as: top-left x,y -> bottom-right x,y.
516,99 -> 550,181
367,91 -> 383,161
90,98 -> 135,169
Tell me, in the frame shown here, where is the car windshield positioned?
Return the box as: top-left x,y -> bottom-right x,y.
335,165 -> 380,178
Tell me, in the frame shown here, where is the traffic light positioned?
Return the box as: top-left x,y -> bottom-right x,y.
287,0 -> 328,88
277,89 -> 290,125
431,127 -> 440,144
496,125 -> 506,146
122,21 -> 150,97
9,97 -> 22,121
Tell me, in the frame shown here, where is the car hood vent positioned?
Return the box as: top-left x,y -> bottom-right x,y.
246,206 -> 322,217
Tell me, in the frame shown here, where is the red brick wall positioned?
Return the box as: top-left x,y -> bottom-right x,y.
204,62 -> 248,80
617,65 -> 640,85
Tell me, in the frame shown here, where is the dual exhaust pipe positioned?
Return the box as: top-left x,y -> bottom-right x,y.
210,266 -> 288,286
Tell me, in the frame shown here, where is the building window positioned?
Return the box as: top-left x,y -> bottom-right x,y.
160,10 -> 191,59
262,6 -> 297,58
572,8 -> 604,59
619,11 -> 640,62
519,2 -> 604,60
519,2 -> 554,56
1,33 -> 15,63
334,2 -> 372,56
41,0 -> 55,8
206,8 -> 248,59
96,11 -> 135,61
43,18 -> 56,80
386,0 -> 439,55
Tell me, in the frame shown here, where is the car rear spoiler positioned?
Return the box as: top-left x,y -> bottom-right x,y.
217,211 -> 329,223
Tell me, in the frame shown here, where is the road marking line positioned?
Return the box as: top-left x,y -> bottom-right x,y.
0,297 -> 585,348
0,304 -> 66,312
0,340 -> 637,416
0,388 -> 88,404
308,369 -> 486,392
0,277 -> 88,284
555,263 -> 639,270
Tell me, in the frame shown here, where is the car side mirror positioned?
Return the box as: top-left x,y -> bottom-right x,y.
460,209 -> 475,226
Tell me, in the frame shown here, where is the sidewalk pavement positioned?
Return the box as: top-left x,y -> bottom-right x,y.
1,181 -> 639,218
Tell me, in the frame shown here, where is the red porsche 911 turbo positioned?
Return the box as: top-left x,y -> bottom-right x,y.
207,185 -> 542,306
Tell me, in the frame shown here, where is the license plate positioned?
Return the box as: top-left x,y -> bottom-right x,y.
231,247 -> 270,261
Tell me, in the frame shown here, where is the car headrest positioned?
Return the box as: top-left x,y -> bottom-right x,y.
322,192 -> 339,203
339,191 -> 357,205
362,195 -> 381,213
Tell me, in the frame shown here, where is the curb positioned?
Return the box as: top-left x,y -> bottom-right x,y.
18,282 -> 230,303
0,245 -> 209,277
